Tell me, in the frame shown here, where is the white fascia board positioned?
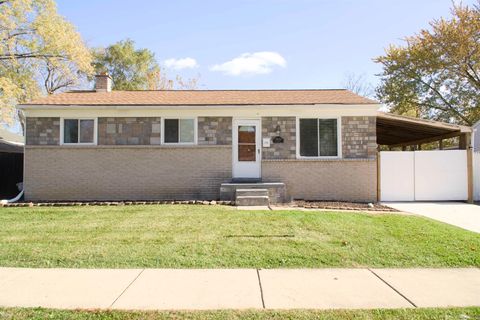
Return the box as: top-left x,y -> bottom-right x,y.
20,103 -> 380,118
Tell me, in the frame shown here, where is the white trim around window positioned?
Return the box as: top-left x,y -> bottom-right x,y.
295,116 -> 342,159
161,116 -> 198,145
60,117 -> 98,145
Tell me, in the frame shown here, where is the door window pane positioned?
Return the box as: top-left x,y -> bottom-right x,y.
319,119 -> 337,156
238,126 -> 255,143
238,125 -> 256,161
179,119 -> 194,143
64,119 -> 78,143
80,119 -> 94,143
299,119 -> 318,157
164,119 -> 179,143
238,145 -> 256,161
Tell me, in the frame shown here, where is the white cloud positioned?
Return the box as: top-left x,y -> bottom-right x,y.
164,57 -> 198,70
210,51 -> 286,76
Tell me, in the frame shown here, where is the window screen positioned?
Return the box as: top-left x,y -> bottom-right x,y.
164,119 -> 179,143
300,119 -> 318,157
64,119 -> 78,143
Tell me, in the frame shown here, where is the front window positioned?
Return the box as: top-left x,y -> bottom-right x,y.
63,119 -> 96,144
163,118 -> 195,144
299,118 -> 338,157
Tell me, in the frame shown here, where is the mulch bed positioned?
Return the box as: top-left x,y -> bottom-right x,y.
294,200 -> 397,212
0,200 -> 233,207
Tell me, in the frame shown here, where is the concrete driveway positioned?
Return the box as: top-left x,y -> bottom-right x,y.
385,202 -> 480,233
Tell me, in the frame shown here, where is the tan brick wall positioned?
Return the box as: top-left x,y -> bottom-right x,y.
262,159 -> 377,202
24,146 -> 232,201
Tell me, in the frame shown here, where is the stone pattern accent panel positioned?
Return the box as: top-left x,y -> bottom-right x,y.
262,159 -> 377,202
98,117 -> 161,145
342,116 -> 377,159
26,117 -> 60,145
24,146 -> 232,201
198,117 -> 232,145
262,117 -> 296,159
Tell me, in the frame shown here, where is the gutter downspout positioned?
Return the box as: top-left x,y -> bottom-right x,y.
0,189 -> 24,205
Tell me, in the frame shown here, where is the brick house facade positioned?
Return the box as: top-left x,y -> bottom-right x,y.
19,78 -> 379,202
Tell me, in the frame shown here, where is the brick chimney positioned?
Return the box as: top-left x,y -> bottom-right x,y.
95,73 -> 112,92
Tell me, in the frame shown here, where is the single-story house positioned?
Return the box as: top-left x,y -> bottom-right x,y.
17,74 -> 472,204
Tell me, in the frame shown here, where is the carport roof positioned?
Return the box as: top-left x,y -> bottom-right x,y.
376,112 -> 471,146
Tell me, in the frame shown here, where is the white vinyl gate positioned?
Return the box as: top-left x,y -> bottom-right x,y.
380,150 -> 468,201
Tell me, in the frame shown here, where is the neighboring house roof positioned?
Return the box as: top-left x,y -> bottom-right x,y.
0,127 -> 24,153
473,119 -> 480,129
0,127 -> 24,144
19,89 -> 379,106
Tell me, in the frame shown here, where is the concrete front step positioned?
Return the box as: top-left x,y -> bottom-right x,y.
220,182 -> 287,204
236,188 -> 269,197
236,195 -> 269,206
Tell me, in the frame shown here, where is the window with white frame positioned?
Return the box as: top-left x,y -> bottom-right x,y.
62,119 -> 96,144
163,118 -> 196,144
299,118 -> 339,157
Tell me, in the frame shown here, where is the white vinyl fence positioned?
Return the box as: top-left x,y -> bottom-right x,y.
474,151 -> 480,201
380,150 -> 468,201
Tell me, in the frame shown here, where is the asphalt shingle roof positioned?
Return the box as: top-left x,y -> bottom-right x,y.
21,89 -> 379,106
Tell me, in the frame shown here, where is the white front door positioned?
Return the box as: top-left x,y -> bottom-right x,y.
232,119 -> 261,179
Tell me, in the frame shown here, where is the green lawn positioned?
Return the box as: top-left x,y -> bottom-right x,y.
1,307 -> 479,320
0,205 -> 479,268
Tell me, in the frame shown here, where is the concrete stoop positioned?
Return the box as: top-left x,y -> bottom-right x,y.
235,189 -> 270,206
220,182 -> 287,206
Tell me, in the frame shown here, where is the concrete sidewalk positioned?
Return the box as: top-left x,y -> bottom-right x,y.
0,267 -> 479,310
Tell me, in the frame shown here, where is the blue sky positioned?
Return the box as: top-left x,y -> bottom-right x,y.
56,0 -> 472,90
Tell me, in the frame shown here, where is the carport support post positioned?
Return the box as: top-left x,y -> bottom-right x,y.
377,151 -> 381,202
464,133 -> 473,203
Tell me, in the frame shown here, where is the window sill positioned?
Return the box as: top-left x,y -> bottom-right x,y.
296,156 -> 341,160
25,144 -> 230,149
263,157 -> 376,162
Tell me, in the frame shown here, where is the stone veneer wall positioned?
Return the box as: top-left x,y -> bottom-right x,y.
24,146 -> 232,201
262,159 -> 377,202
98,117 -> 161,145
26,117 -> 60,145
197,117 -> 232,145
342,116 -> 377,159
261,117 -> 296,159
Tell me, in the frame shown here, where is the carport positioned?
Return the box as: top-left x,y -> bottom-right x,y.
377,112 -> 471,150
0,128 -> 24,199
375,112 -> 473,203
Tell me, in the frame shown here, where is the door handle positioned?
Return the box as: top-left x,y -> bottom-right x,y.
257,149 -> 260,154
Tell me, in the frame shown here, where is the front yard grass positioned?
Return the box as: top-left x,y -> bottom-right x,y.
1,307 -> 480,320
0,205 -> 479,268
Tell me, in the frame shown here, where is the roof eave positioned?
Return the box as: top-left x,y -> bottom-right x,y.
18,103 -> 381,110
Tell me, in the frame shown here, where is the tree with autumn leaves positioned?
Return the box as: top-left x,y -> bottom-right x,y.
376,1 -> 480,126
0,1 -> 198,128
92,39 -> 198,91
2,1 -> 479,128
0,0 -> 93,126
